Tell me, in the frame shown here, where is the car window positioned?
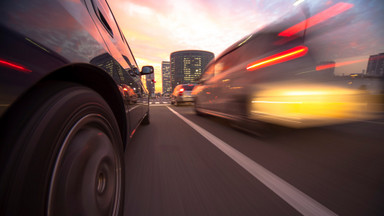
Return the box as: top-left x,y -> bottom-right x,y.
200,63 -> 215,83
182,84 -> 195,90
91,0 -> 115,37
205,57 -> 235,84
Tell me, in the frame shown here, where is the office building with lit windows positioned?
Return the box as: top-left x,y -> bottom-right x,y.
170,50 -> 214,90
162,61 -> 171,94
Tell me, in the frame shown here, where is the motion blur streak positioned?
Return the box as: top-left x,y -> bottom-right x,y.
278,2 -> 354,37
167,106 -> 337,216
316,59 -> 366,71
0,59 -> 32,73
250,84 -> 373,128
246,46 -> 308,71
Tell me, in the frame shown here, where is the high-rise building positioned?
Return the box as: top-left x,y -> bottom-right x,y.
366,53 -> 384,77
162,61 -> 171,94
170,50 -> 214,90
146,73 -> 155,98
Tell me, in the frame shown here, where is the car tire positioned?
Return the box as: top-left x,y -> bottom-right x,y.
0,81 -> 124,216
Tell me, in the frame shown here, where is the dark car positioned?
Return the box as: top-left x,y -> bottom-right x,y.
171,84 -> 196,106
0,0 -> 153,215
193,0 -> 383,131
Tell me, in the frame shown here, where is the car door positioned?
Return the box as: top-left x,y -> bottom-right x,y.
122,69 -> 147,135
212,11 -> 308,118
87,0 -> 147,135
195,63 -> 217,111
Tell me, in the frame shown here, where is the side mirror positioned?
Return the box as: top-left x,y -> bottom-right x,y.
141,66 -> 154,75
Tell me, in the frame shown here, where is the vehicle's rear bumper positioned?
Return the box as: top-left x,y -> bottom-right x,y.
177,96 -> 194,103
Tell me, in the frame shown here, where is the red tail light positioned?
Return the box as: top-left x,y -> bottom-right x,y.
246,46 -> 308,71
179,88 -> 184,96
0,59 -> 32,73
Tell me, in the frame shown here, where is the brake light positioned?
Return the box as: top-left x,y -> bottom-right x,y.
246,46 -> 308,71
0,59 -> 32,73
178,88 -> 184,96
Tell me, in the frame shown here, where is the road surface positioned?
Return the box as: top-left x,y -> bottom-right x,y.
124,104 -> 384,216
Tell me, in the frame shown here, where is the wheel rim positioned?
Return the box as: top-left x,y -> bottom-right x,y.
48,114 -> 121,216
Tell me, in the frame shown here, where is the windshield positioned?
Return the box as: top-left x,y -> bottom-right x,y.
182,84 -> 195,90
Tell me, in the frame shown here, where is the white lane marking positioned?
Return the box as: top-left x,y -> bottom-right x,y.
150,104 -> 169,107
167,106 -> 337,216
155,102 -> 160,104
128,105 -> 140,112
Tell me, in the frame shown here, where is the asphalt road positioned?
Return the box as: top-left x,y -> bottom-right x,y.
124,104 -> 384,216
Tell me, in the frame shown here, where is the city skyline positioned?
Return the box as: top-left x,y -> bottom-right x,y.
109,0 -> 298,92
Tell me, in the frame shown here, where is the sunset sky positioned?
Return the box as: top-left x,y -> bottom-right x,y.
108,0 -> 298,92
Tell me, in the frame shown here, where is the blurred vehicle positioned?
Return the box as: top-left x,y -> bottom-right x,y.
0,0 -> 153,215
163,92 -> 171,98
171,84 -> 196,106
193,0 -> 384,131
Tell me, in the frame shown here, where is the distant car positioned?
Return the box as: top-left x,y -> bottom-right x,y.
0,0 -> 153,215
171,84 -> 196,106
193,0 -> 383,132
163,93 -> 171,98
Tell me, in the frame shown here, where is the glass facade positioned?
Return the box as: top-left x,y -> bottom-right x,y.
170,50 -> 214,91
162,61 -> 171,94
